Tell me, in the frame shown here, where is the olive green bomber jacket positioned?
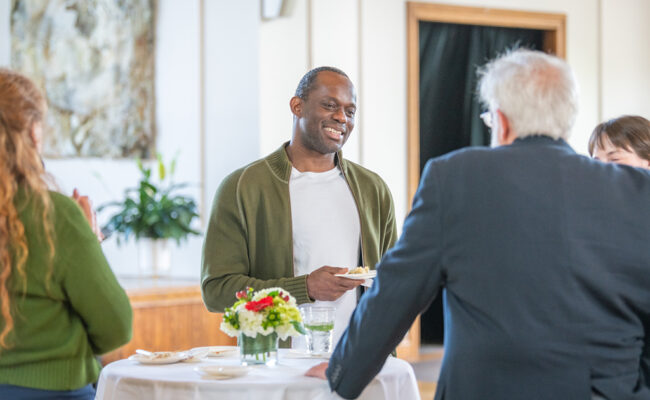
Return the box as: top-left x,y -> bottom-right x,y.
201,143 -> 398,311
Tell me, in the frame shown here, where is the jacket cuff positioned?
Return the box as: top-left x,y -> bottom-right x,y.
327,360 -> 350,398
283,276 -> 313,304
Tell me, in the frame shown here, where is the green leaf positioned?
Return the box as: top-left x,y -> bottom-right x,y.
98,152 -> 200,245
157,153 -> 166,181
291,321 -> 307,335
170,157 -> 177,177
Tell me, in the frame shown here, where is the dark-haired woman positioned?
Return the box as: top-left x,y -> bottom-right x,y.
589,115 -> 650,169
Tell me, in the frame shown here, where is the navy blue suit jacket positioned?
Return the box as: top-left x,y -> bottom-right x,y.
327,136 -> 650,399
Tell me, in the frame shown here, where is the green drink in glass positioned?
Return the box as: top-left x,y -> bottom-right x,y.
301,306 -> 335,354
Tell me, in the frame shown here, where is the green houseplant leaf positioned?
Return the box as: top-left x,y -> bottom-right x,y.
98,154 -> 200,245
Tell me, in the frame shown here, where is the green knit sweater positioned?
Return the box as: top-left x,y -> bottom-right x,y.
201,143 -> 398,311
0,189 -> 132,391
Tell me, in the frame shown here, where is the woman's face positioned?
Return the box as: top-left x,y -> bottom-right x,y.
593,136 -> 650,169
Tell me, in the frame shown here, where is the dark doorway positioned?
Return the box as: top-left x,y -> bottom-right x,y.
418,22 -> 544,344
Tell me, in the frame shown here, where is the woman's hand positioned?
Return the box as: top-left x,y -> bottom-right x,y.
72,188 -> 104,242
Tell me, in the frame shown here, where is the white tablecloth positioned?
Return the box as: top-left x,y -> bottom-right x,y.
96,349 -> 420,400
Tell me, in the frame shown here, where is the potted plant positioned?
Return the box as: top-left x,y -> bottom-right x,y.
99,154 -> 200,277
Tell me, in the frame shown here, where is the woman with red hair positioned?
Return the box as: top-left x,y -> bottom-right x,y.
0,69 -> 132,399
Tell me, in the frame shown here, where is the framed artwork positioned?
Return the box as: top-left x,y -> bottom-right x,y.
11,0 -> 156,158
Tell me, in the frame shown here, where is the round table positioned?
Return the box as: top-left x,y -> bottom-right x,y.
96,348 -> 420,400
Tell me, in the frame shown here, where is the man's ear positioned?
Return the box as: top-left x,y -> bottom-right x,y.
289,96 -> 303,118
496,109 -> 515,145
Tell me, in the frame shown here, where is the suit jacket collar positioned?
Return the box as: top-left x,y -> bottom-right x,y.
510,135 -> 575,153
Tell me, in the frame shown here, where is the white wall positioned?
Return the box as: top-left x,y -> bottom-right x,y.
357,0 -> 409,225
258,0 -> 309,155
600,0 -> 650,119
203,0 -> 261,212
259,0 -> 650,228
2,0 -> 649,276
0,0 -> 261,279
0,0 -> 8,65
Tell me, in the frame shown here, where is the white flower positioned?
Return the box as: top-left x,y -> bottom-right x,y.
275,323 -> 300,341
220,287 -> 304,339
238,309 -> 266,337
220,320 -> 239,337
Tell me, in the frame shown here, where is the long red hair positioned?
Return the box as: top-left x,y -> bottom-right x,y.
0,68 -> 54,349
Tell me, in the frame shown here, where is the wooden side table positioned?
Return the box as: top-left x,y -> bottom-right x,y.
101,277 -> 236,364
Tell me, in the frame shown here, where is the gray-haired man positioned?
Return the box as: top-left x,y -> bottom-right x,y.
308,49 -> 650,400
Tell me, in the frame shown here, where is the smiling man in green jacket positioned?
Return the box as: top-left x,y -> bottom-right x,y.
201,67 -> 397,346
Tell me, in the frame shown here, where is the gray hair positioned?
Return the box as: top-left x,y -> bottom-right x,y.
478,49 -> 579,140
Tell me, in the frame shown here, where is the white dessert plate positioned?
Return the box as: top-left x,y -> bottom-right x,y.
335,270 -> 376,280
128,351 -> 187,365
285,349 -> 332,359
190,346 -> 238,358
182,347 -> 210,362
194,365 -> 250,379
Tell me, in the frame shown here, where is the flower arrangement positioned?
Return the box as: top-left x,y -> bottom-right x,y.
221,287 -> 306,340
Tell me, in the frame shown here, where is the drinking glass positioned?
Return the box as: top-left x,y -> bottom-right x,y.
300,306 -> 335,354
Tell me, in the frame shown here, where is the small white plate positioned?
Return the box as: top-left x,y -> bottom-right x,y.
194,365 -> 250,379
128,352 -> 187,365
285,349 -> 332,359
335,270 -> 377,280
182,347 -> 210,362
190,346 -> 238,358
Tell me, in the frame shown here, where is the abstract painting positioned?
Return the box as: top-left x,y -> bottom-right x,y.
11,0 -> 156,158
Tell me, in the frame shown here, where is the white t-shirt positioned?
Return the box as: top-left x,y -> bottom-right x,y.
289,166 -> 361,349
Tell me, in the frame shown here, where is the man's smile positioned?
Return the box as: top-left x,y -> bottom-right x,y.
324,126 -> 344,141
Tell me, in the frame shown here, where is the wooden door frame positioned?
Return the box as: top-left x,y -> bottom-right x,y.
399,2 -> 566,360
407,2 -> 566,203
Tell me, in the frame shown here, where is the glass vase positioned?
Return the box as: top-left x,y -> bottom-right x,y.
238,332 -> 278,366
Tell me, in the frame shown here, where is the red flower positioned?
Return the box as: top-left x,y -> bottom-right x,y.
236,290 -> 248,299
276,290 -> 290,302
245,296 -> 274,312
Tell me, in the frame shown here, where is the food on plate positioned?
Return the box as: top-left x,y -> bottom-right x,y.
128,351 -> 188,365
151,351 -> 175,359
348,266 -> 370,274
190,346 -> 238,357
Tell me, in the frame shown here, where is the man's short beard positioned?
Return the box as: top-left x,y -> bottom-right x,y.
303,131 -> 339,155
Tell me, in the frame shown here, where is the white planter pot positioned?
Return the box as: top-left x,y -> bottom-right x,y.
137,238 -> 171,278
